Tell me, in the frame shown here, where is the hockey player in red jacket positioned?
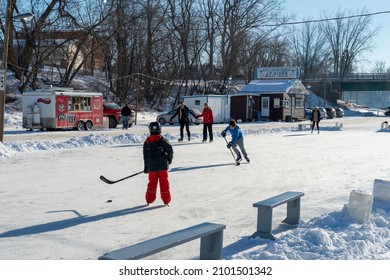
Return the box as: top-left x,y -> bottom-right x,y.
197,103 -> 214,142
143,122 -> 174,205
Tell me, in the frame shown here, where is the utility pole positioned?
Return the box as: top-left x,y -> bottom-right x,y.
0,0 -> 13,143
0,0 -> 33,143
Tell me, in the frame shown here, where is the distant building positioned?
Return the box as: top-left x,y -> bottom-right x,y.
232,67 -> 309,122
15,30 -> 108,71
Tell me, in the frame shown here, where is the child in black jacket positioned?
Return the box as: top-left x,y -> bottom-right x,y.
143,122 -> 174,205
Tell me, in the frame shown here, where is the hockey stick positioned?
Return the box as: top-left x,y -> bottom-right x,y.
100,171 -> 144,184
223,136 -> 238,163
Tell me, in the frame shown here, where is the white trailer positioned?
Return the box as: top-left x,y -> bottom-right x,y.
182,95 -> 231,123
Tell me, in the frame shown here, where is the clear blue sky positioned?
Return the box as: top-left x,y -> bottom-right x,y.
284,0 -> 390,71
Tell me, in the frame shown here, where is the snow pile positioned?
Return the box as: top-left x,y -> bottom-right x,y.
234,208 -> 390,260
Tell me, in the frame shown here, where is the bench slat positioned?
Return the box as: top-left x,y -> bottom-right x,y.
99,222 -> 226,260
253,191 -> 304,208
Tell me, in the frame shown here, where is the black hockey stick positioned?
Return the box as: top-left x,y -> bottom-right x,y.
100,171 -> 144,184
223,136 -> 239,164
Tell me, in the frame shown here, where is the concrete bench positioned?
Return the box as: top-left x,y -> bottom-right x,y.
298,124 -> 308,130
98,222 -> 226,260
251,191 -> 304,240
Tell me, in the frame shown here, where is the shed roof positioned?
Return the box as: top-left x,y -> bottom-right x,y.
239,79 -> 309,95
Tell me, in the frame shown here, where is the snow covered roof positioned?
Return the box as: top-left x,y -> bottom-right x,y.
239,79 -> 309,95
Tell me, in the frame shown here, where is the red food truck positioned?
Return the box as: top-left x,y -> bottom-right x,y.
22,88 -> 104,130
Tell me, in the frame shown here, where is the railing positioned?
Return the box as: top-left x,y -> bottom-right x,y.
305,73 -> 390,81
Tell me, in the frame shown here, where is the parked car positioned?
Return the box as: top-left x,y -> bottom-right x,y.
335,108 -> 344,118
325,107 -> 336,119
157,108 -> 203,125
318,107 -> 327,119
103,102 -> 134,128
304,109 -> 312,120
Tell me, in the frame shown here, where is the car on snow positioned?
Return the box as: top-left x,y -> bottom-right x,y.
325,107 -> 336,119
304,109 -> 312,120
335,108 -> 344,118
156,108 -> 203,125
318,107 -> 328,119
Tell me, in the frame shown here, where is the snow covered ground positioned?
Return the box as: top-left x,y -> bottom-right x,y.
1,110 -> 390,257
1,109 -> 390,278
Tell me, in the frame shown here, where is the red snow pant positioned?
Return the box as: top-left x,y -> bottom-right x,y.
145,170 -> 171,205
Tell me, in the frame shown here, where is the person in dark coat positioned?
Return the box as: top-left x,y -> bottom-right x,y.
170,102 -> 197,141
311,106 -> 321,133
143,122 -> 174,205
121,104 -> 132,130
197,103 -> 214,142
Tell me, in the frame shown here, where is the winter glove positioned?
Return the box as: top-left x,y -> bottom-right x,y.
227,142 -> 232,149
144,166 -> 148,174
221,131 -> 226,138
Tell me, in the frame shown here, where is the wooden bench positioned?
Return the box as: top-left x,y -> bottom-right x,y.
98,222 -> 226,260
251,191 -> 304,240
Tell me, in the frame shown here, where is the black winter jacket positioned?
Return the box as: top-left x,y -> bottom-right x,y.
170,105 -> 197,124
143,134 -> 173,172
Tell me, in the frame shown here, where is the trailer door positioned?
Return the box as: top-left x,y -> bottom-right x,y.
92,96 -> 103,125
56,95 -> 71,128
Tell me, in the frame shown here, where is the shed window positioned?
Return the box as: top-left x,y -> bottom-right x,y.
274,98 -> 280,108
295,98 -> 304,108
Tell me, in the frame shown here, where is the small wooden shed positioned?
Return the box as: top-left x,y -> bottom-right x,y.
232,79 -> 308,122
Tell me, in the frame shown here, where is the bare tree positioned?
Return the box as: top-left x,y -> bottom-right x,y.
216,0 -> 284,86
371,60 -> 387,73
288,21 -> 328,80
1,0 -> 115,91
165,0 -> 208,105
320,7 -> 380,78
199,0 -> 218,81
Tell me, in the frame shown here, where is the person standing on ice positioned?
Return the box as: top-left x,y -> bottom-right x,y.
197,102 -> 214,142
170,101 -> 197,141
311,106 -> 321,133
121,103 -> 132,130
221,119 -> 250,163
143,122 -> 174,206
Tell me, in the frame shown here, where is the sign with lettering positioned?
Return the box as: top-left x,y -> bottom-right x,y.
255,67 -> 300,79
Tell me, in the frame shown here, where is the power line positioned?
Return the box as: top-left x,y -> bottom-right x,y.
263,10 -> 390,27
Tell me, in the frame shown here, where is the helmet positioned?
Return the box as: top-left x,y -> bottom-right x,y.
149,122 -> 161,135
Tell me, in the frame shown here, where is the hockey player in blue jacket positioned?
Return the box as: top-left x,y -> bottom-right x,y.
221,119 -> 250,163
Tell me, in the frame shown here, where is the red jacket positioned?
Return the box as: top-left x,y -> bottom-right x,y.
198,107 -> 214,124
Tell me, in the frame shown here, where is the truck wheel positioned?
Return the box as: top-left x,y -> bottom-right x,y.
85,121 -> 93,130
158,118 -> 166,125
77,121 -> 85,131
109,116 -> 117,128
